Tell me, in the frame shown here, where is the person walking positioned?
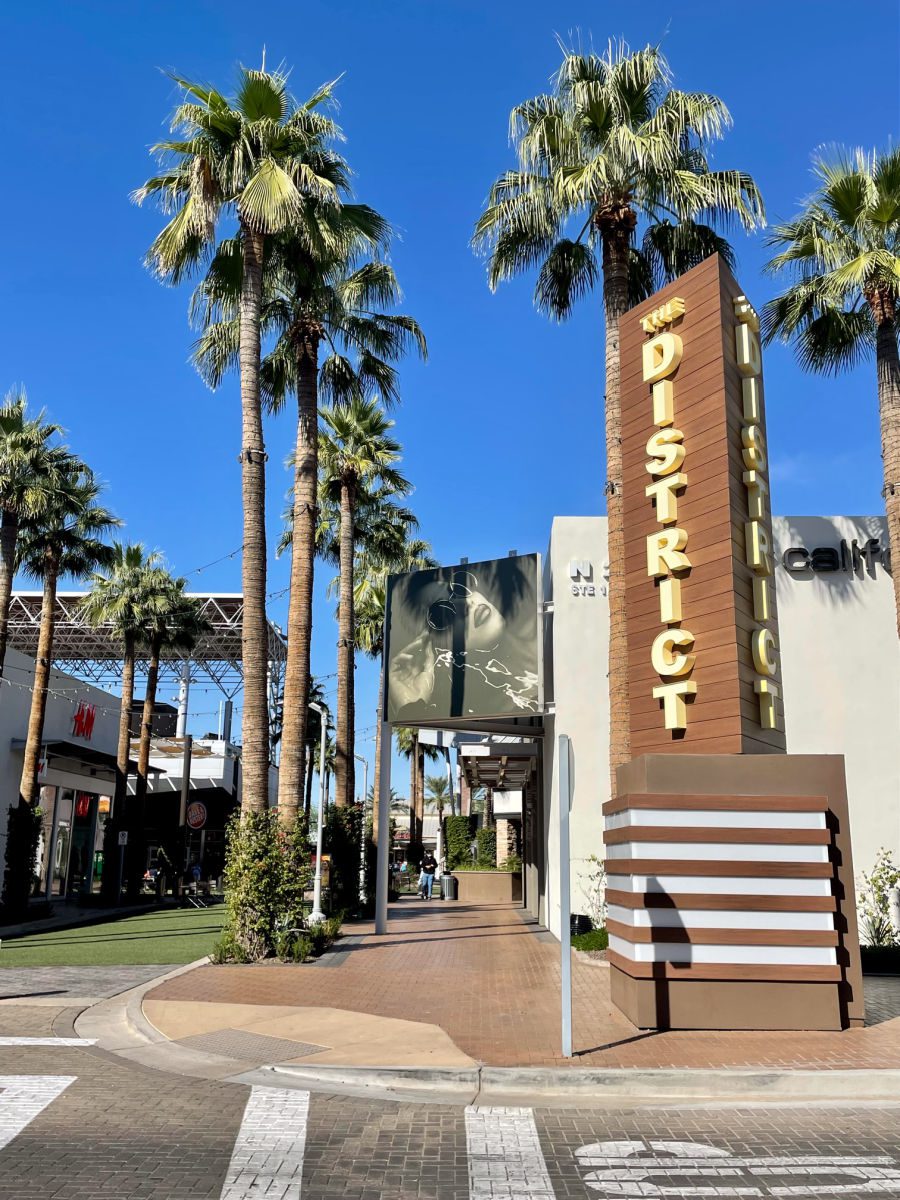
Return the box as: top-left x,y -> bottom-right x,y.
420,851 -> 437,900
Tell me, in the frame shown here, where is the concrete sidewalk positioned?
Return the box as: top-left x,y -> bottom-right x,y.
140,896 -> 900,1072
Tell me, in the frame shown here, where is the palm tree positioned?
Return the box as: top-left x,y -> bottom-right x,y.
318,399 -> 409,808
81,544 -> 172,894
193,230 -> 425,825
127,580 -> 209,897
0,390 -> 69,678
135,64 -> 347,815
305,676 -> 332,822
473,41 -> 764,789
762,146 -> 900,632
16,462 -> 119,811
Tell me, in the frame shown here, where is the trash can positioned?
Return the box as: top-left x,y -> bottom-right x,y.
441,874 -> 458,901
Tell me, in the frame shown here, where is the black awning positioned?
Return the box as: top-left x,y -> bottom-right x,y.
10,739 -> 164,776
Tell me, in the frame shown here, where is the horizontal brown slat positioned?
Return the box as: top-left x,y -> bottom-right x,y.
606,918 -> 838,947
603,826 -> 830,847
605,889 -> 837,913
606,859 -> 834,878
603,794 -> 828,816
607,949 -> 843,983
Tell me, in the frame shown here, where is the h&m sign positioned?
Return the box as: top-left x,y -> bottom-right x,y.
72,701 -> 97,741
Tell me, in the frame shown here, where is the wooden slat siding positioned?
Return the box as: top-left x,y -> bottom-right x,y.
620,254 -> 786,755
609,859 -> 834,878
605,889 -> 837,912
607,949 -> 842,983
606,918 -> 839,948
602,793 -> 828,815
603,826 -> 831,846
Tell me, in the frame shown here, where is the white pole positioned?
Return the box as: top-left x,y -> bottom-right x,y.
355,752 -> 368,905
558,733 -> 573,1058
375,676 -> 391,934
309,703 -> 327,924
176,659 -> 191,738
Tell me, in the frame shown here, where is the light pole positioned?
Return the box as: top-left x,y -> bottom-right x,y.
354,752 -> 369,905
309,702 -> 327,925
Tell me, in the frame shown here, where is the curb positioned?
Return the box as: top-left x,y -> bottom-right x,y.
266,1061 -> 900,1104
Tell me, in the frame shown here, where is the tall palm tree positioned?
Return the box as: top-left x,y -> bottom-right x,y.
135,65 -> 347,815
127,581 -> 208,897
81,544 -> 171,894
762,146 -> 900,632
193,230 -> 425,824
318,399 -> 409,808
16,463 -> 119,811
0,390 -> 69,678
473,41 -> 764,789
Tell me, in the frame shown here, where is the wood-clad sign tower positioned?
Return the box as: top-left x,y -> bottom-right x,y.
606,255 -> 863,1031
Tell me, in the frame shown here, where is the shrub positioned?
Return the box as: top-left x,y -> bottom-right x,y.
581,854 -> 608,930
857,848 -> 900,947
572,927 -> 609,952
476,827 -> 497,869
445,814 -> 475,869
217,810 -> 312,962
500,854 -> 522,873
325,805 -> 362,913
1,804 -> 43,919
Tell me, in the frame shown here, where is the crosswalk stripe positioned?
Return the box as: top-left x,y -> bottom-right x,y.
0,1076 -> 75,1151
220,1085 -> 310,1200
0,1037 -> 95,1046
465,1105 -> 556,1199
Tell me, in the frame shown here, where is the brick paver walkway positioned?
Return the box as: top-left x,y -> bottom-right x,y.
146,897 -> 900,1070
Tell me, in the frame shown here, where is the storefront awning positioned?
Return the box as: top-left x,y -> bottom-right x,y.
10,739 -> 164,778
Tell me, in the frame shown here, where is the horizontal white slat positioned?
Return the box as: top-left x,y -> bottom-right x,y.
606,904 -> 835,931
608,934 -> 838,967
604,809 -> 826,831
606,874 -> 833,896
605,842 -> 829,863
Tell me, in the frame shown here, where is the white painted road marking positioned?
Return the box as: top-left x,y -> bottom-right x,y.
0,1037 -> 95,1046
575,1138 -> 900,1196
465,1105 -> 556,1198
0,1076 -> 75,1151
220,1085 -> 310,1200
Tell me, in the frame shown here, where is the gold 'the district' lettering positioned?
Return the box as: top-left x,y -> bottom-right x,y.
734,296 -> 781,730
641,299 -> 695,731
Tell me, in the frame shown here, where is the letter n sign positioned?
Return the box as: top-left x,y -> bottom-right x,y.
72,701 -> 97,741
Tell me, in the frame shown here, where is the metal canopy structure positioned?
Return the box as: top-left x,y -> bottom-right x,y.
458,741 -> 538,790
6,591 -> 287,701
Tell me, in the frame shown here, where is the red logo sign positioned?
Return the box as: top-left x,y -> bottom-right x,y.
72,702 -> 96,741
186,801 -> 207,830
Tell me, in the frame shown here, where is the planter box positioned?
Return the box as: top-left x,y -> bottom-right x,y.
451,870 -> 522,904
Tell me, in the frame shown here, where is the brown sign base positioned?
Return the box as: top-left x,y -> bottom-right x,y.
606,754 -> 863,1032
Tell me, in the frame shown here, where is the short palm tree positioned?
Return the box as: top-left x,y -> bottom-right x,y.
762,146 -> 900,632
0,390 -> 69,678
318,400 -> 409,808
193,227 -> 425,824
304,676 -> 332,822
127,580 -> 209,897
81,544 -> 170,894
473,41 -> 764,788
396,726 -> 440,852
16,462 -> 119,811
135,64 -> 347,815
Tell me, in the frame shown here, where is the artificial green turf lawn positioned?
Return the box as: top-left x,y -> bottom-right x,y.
0,906 -> 225,967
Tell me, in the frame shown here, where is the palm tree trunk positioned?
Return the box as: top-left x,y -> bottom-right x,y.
334,477 -> 356,807
600,214 -> 637,797
101,631 -> 136,900
873,297 -> 900,636
18,551 -> 58,807
0,507 -> 18,678
128,633 -> 162,898
415,745 -> 424,847
372,660 -> 384,844
407,734 -> 417,848
279,333 -> 320,825
238,222 -> 269,814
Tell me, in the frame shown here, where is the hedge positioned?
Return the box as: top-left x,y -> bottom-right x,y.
444,814 -> 475,868
476,827 -> 497,869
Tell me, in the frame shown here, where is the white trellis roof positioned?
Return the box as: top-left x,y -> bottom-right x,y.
6,592 -> 286,699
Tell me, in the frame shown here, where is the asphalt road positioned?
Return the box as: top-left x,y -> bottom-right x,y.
1,1003 -> 900,1199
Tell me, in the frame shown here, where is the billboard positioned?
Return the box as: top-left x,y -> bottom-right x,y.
384,554 -> 540,724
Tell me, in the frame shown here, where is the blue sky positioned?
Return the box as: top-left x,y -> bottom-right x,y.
1,1 -> 896,783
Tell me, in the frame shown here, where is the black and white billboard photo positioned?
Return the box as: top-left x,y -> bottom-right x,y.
384,554 -> 541,723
